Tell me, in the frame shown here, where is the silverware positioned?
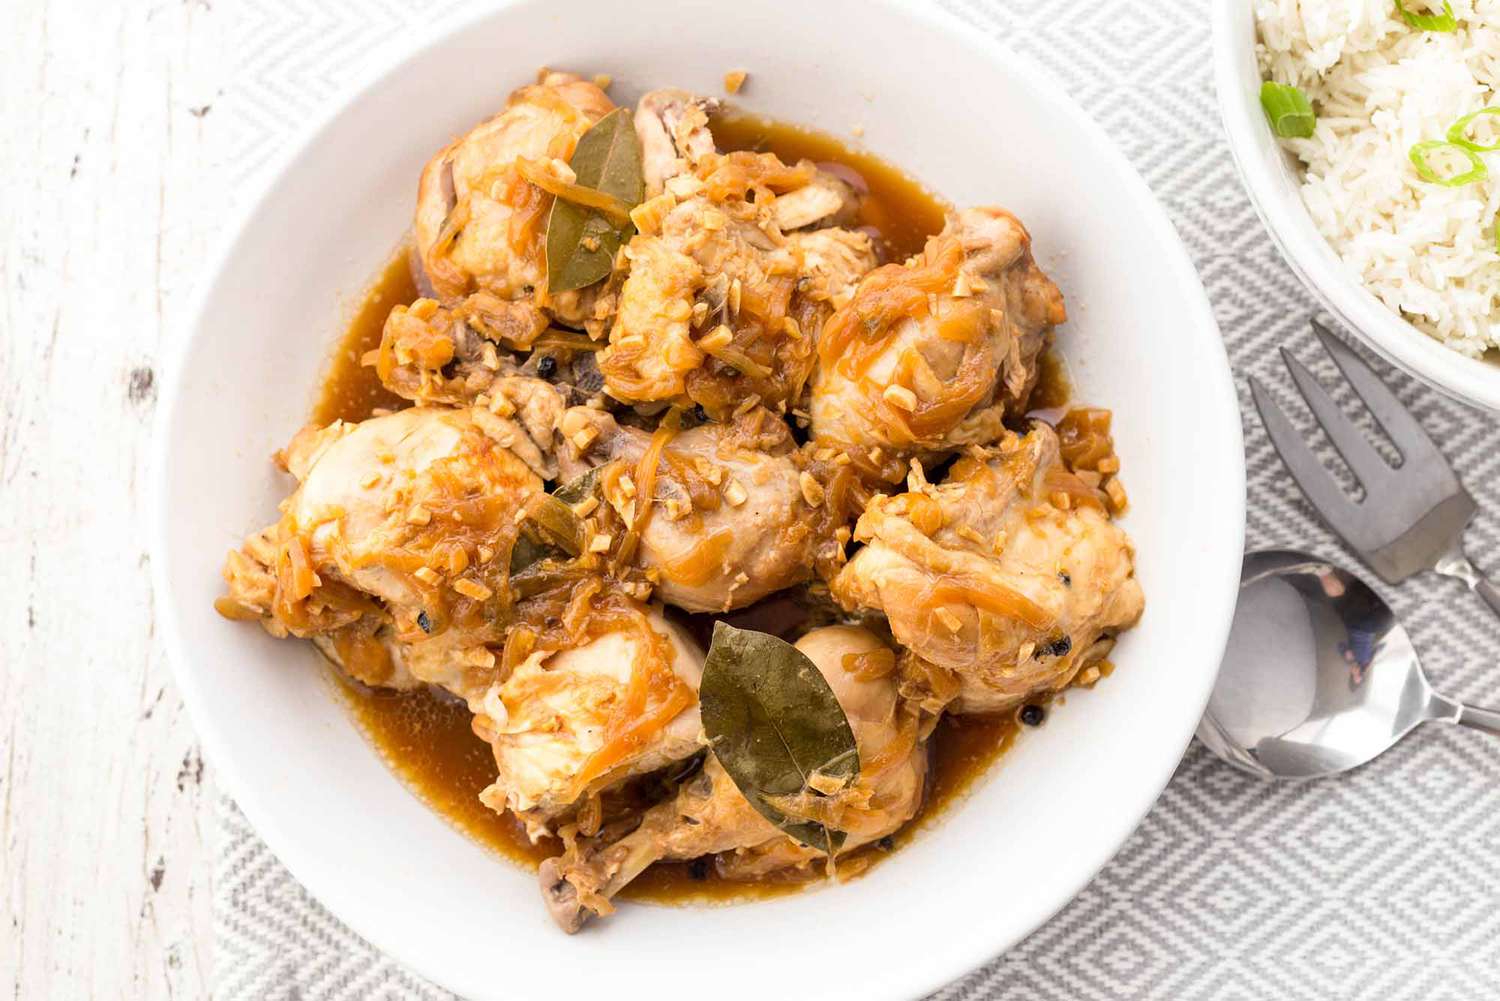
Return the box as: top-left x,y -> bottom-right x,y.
1197,548 -> 1500,779
1249,319 -> 1500,617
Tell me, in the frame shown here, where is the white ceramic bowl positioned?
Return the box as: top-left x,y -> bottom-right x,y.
1214,2 -> 1500,412
152,2 -> 1245,997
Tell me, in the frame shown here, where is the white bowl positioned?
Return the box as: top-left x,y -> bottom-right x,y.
1213,2 -> 1500,412
151,1 -> 1245,997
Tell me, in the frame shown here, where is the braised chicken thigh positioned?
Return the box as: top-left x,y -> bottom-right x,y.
539,625 -> 926,931
474,605 -> 705,840
812,207 -> 1066,480
556,405 -> 826,612
414,70 -> 615,329
832,423 -> 1143,714
600,97 -> 873,416
217,407 -> 547,693
217,72 -> 1145,932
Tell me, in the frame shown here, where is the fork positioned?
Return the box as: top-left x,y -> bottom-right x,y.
1248,319 -> 1500,618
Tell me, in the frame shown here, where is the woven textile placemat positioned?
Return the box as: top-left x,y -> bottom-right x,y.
211,1 -> 1500,998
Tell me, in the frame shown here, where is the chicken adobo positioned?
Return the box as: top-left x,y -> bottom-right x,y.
217,70 -> 1143,931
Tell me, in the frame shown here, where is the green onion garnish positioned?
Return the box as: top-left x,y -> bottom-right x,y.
1394,0 -> 1458,31
1447,108 -> 1500,151
1260,81 -> 1316,139
1409,141 -> 1488,186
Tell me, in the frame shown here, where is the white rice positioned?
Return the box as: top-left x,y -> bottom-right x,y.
1255,0 -> 1500,356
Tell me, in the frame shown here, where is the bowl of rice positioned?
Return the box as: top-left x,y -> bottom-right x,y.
1216,0 -> 1500,410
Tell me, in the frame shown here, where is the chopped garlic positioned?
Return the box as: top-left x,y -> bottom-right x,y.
956,524 -> 986,545
799,472 -> 825,508
883,384 -> 918,411
699,325 -> 733,351
453,578 -> 492,601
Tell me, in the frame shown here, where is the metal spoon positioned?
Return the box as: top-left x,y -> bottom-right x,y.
1196,549 -> 1500,779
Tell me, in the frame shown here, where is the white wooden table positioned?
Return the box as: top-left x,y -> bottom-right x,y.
2,2 -> 224,996
1,1 -> 482,993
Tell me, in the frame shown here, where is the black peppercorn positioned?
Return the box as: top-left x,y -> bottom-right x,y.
1019,704 -> 1045,726
536,355 -> 557,378
688,858 -> 710,881
1036,635 -> 1072,659
877,835 -> 895,852
416,610 -> 433,634
1058,570 -> 1072,587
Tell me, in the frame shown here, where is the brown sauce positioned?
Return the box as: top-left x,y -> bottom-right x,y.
319,113 -> 1053,907
710,113 -> 950,262
310,249 -> 413,425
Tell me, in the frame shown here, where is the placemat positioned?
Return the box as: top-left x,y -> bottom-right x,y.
211,1 -> 1500,997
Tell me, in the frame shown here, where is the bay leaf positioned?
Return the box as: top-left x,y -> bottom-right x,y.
699,622 -> 860,855
546,108 -> 644,293
552,465 -> 603,507
509,467 -> 605,573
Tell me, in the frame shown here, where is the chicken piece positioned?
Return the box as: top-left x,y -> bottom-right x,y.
785,227 -> 877,309
376,293 -> 548,402
770,170 -> 858,232
831,423 -> 1143,714
216,407 -> 546,693
633,88 -> 719,197
373,296 -> 590,478
556,406 -> 821,612
601,102 -> 877,416
539,624 -> 926,931
633,87 -> 857,230
472,605 -> 704,839
811,207 -> 1067,480
310,619 -> 418,690
413,71 -> 615,326
217,522 -> 386,656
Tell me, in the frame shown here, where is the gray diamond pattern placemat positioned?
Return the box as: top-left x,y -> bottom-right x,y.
211,1 -> 1500,998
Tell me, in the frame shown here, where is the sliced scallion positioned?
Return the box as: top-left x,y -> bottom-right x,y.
1409,140 -> 1488,186
1394,0 -> 1458,31
1260,81 -> 1316,139
1447,107 -> 1500,152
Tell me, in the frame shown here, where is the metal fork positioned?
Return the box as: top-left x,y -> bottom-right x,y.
1248,319 -> 1500,617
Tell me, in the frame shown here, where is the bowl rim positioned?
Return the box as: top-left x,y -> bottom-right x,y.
1211,1 -> 1500,413
150,1 -> 1246,996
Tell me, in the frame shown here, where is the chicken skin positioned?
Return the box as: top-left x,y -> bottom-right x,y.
217,406 -> 546,695
831,423 -> 1143,714
413,71 -> 615,327
811,207 -> 1066,480
473,605 -> 705,840
556,405 -> 823,612
539,624 -> 927,931
600,91 -> 873,417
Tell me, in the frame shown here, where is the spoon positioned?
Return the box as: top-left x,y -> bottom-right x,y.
1196,548 -> 1500,779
